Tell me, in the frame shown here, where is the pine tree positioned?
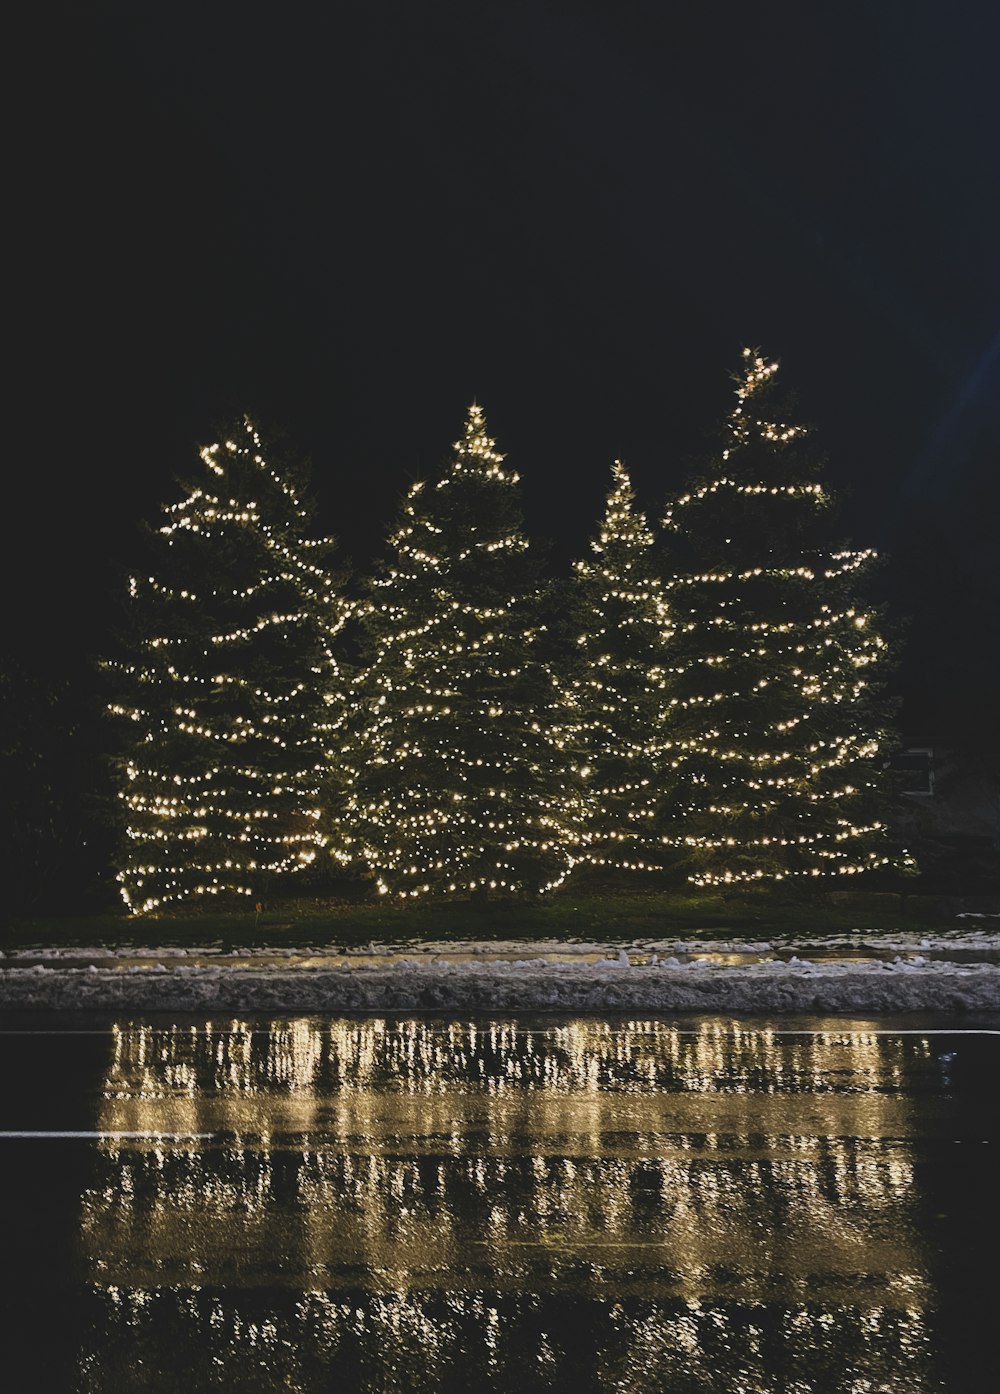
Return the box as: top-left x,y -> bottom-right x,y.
339,404 -> 580,899
657,349 -> 905,887
108,418 -> 347,913
568,460 -> 673,874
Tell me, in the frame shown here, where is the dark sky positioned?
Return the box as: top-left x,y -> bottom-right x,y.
9,1 -> 1000,730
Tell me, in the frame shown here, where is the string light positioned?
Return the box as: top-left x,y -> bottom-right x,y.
107,417 -> 347,913
334,404 -> 581,898
567,460 -> 673,873
657,350 -> 911,887
106,364 -> 909,905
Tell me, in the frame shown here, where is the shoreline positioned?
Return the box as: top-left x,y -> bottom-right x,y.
4,951 -> 1000,1014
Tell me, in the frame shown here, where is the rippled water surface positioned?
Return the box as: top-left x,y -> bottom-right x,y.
1,1015 -> 995,1392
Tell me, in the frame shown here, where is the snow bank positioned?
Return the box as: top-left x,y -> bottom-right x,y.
2,954 -> 1000,1013
9,929 -> 1000,961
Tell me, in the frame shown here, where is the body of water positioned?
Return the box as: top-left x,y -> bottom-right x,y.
1,1013 -> 996,1392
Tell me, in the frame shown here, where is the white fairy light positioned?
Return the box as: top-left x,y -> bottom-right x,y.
658,350 -> 909,887
108,417 -> 347,913
566,460 -> 674,873
334,404 -> 581,899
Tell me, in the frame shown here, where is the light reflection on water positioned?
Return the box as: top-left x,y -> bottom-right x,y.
61,1019 -> 957,1390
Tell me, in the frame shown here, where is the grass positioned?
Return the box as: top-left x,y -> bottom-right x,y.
1,885 -> 946,951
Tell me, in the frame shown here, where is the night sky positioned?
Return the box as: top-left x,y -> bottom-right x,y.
10,1 -> 1000,735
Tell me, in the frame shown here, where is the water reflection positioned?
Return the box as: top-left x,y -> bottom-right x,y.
77,1019 -> 938,1391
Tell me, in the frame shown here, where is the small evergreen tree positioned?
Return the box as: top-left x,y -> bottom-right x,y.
108,418 -> 347,913
568,461 -> 673,874
339,404 -> 580,898
657,349 -> 906,887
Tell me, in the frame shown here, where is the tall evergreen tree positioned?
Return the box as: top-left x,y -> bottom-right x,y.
339,404 -> 580,899
657,349 -> 906,887
108,418 -> 347,913
568,460 -> 673,874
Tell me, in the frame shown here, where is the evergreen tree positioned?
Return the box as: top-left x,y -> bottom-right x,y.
339,404 -> 580,899
568,460 -> 673,874
657,349 -> 906,887
108,418 -> 347,913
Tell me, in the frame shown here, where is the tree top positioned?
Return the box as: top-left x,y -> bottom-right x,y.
726,349 -> 810,459
448,403 -> 520,485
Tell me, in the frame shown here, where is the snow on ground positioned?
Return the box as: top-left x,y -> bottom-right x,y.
5,928 -> 1000,961
2,936 -> 1000,1013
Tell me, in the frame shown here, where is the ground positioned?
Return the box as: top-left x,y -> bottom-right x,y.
4,889 -> 999,1014
5,886 -> 997,952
